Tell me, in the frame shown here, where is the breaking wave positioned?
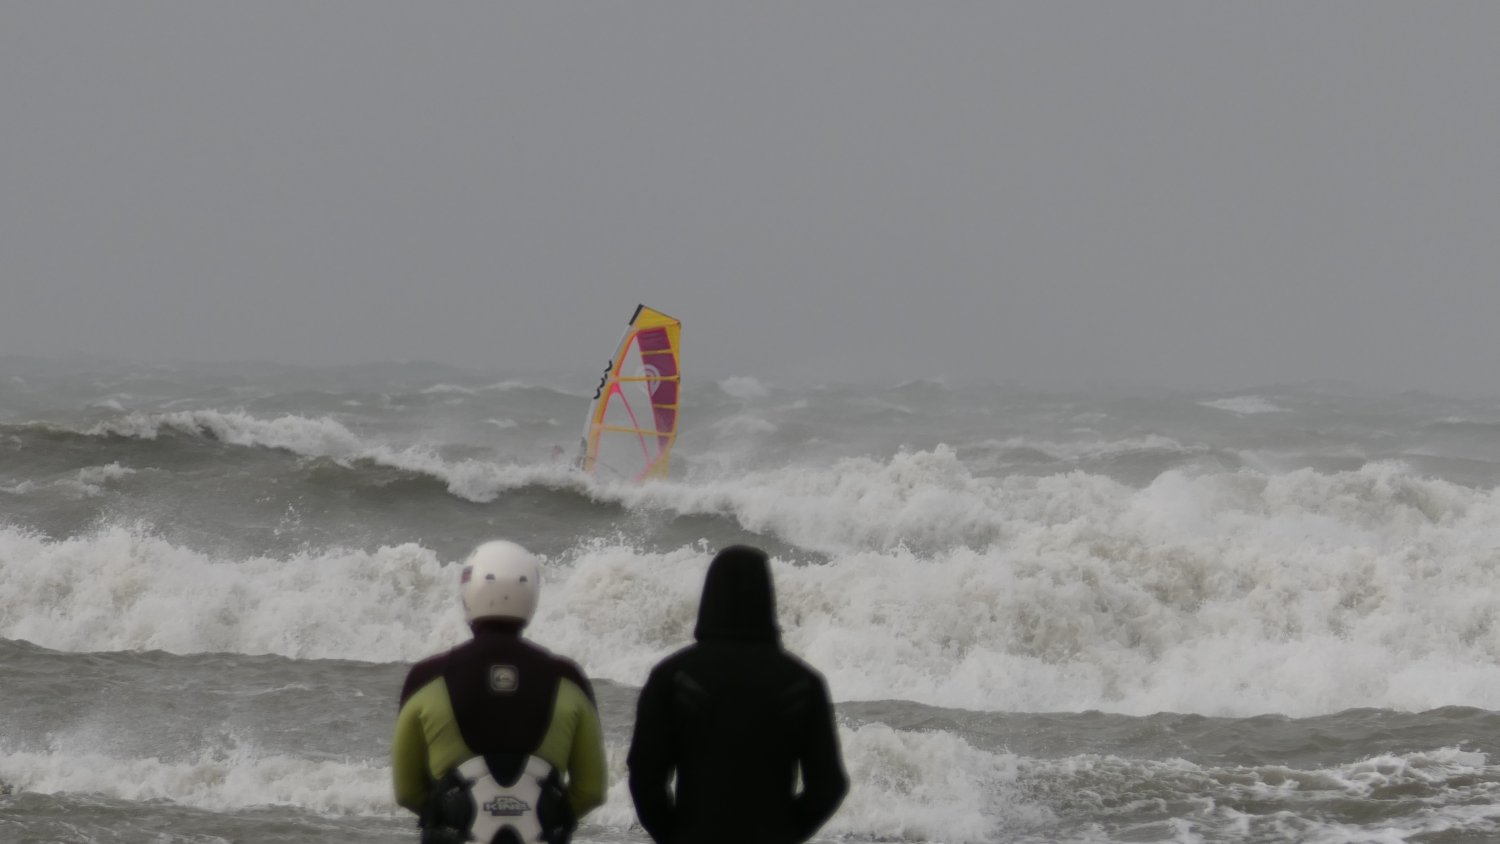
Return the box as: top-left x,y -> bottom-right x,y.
0,725 -> 1033,844
8,457 -> 1500,719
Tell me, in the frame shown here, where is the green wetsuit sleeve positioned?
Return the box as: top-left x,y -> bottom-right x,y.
392,687 -> 432,813
566,681 -> 608,818
391,678 -> 475,814
534,677 -> 607,819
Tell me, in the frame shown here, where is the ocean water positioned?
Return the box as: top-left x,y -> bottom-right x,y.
5,357 -> 1500,843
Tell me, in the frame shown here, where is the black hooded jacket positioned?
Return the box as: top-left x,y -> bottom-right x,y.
627,546 -> 849,844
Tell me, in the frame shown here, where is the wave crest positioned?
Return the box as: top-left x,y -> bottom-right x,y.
82,409 -> 578,502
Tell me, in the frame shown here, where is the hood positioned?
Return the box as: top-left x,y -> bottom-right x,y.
693,545 -> 781,644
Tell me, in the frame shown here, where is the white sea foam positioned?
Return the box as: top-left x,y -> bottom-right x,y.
466,379 -> 539,393
710,414 -> 779,437
718,375 -> 771,400
1016,746 -> 1500,843
9,736 -> 1484,843
1202,395 -> 1289,415
0,463 -> 135,499
0,725 -> 1033,843
614,445 -> 1015,553
68,410 -> 1199,535
84,409 -> 577,502
974,434 -> 1207,463
71,462 -> 135,493
828,723 -> 1044,842
417,380 -> 534,395
10,452 -> 1500,716
89,410 -> 368,454
0,745 -> 394,816
0,526 -> 466,662
419,383 -> 480,395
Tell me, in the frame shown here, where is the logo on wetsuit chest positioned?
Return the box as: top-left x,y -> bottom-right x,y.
489,665 -> 519,693
483,795 -> 531,817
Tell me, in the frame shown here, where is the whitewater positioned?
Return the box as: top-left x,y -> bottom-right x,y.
5,358 -> 1500,843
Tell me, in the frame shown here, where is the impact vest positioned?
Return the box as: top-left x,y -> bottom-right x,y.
422,753 -> 570,844
394,630 -> 604,844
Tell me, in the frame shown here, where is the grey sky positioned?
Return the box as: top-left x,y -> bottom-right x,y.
3,3 -> 1497,392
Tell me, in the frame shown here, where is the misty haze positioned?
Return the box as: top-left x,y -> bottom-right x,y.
4,5 -> 1500,844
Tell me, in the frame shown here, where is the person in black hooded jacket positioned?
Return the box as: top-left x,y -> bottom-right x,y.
627,545 -> 848,844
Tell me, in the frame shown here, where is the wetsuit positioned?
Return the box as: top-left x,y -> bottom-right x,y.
627,546 -> 849,844
393,621 -> 607,843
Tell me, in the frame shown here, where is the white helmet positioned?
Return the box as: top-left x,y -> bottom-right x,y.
460,540 -> 541,625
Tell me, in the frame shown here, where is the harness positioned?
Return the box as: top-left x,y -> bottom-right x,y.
421,754 -> 574,844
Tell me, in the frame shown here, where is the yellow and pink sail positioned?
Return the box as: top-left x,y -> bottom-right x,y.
578,305 -> 681,481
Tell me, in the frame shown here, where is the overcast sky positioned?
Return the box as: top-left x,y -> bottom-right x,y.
2,3 -> 1497,392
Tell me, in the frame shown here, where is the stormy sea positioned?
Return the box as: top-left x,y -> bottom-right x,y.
4,356 -> 1500,844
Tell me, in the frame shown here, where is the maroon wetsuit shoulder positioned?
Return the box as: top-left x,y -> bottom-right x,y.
399,651 -> 450,707
442,633 -> 598,756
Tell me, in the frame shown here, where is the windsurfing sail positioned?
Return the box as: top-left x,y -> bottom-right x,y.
578,305 -> 681,481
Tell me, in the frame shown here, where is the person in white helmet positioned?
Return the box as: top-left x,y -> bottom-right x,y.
392,540 -> 607,844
